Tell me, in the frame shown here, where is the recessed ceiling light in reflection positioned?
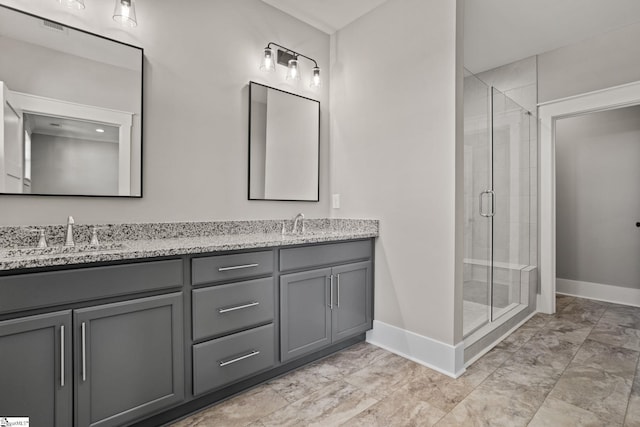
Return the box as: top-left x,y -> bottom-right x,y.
96,128 -> 105,133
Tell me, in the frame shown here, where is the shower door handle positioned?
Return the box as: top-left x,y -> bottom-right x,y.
479,191 -> 496,218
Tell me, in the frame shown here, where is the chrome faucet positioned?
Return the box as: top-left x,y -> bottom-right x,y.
28,228 -> 48,248
64,216 -> 75,247
292,213 -> 305,235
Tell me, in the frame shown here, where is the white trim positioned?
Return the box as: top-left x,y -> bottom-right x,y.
366,320 -> 465,378
538,80 -> 640,314
8,89 -> 134,196
557,279 -> 640,308
537,80 -> 640,107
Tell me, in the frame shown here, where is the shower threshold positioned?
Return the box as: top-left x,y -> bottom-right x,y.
464,302 -> 527,348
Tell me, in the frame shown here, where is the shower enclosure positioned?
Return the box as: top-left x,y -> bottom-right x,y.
463,69 -> 538,343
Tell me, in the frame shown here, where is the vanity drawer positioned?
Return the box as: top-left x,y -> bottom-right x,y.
280,240 -> 372,272
192,277 -> 274,341
192,323 -> 275,395
191,251 -> 273,285
0,259 -> 183,315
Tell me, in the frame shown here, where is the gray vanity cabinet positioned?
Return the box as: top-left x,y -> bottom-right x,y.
0,237 -> 375,426
331,261 -> 372,342
279,241 -> 373,363
280,267 -> 333,361
0,311 -> 73,427
74,293 -> 184,427
190,250 -> 277,396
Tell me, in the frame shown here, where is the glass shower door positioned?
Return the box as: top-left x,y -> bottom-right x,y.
463,71 -> 493,335
490,88 -> 531,321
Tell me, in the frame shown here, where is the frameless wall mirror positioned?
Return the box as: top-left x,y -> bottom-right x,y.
0,5 -> 143,197
248,81 -> 320,201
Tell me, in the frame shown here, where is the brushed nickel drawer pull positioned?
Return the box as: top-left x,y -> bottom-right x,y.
218,301 -> 260,314
81,322 -> 87,382
219,350 -> 260,367
218,263 -> 259,272
329,275 -> 334,309
60,325 -> 65,387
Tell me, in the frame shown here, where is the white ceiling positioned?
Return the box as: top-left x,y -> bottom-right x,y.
25,113 -> 119,144
261,0 -> 388,34
465,0 -> 640,73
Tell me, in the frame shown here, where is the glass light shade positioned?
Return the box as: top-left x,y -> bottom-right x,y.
310,67 -> 321,88
113,0 -> 137,28
286,58 -> 300,81
58,0 -> 85,9
259,47 -> 275,72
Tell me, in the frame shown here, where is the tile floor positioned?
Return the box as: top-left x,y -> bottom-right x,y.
171,295 -> 640,426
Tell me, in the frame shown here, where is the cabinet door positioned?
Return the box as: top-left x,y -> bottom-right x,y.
0,311 -> 72,427
280,268 -> 332,362
332,261 -> 372,342
74,293 -> 184,427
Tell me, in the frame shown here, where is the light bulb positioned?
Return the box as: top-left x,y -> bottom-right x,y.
113,0 -> 137,28
310,67 -> 321,88
58,0 -> 85,9
259,47 -> 275,72
286,58 -> 300,81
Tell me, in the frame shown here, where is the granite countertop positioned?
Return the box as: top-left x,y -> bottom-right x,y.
0,219 -> 378,271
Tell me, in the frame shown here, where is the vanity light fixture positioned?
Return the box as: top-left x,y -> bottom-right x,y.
259,47 -> 276,72
55,0 -> 137,27
259,42 -> 321,89
58,0 -> 85,9
310,66 -> 321,88
113,0 -> 137,28
286,58 -> 300,81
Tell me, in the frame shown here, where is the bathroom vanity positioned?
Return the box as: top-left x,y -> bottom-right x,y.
0,219 -> 377,427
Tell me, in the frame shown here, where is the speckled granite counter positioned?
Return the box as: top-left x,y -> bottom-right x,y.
0,219 -> 378,271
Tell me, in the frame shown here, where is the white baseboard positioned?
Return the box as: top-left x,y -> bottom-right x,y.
557,278 -> 640,307
366,320 -> 465,378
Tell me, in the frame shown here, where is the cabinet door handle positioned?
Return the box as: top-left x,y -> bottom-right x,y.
218,301 -> 260,314
218,263 -> 259,272
60,325 -> 65,388
329,274 -> 334,309
219,350 -> 260,367
336,274 -> 340,308
81,322 -> 87,382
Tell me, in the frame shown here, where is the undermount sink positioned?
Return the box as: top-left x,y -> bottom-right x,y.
4,242 -> 127,258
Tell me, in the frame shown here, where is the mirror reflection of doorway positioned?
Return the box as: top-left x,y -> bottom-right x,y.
23,113 -> 120,195
2,99 -> 22,192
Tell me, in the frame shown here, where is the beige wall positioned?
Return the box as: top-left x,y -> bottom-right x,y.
0,0 -> 331,225
331,0 -> 463,345
538,21 -> 640,103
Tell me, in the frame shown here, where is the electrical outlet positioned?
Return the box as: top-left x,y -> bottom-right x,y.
332,194 -> 340,209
